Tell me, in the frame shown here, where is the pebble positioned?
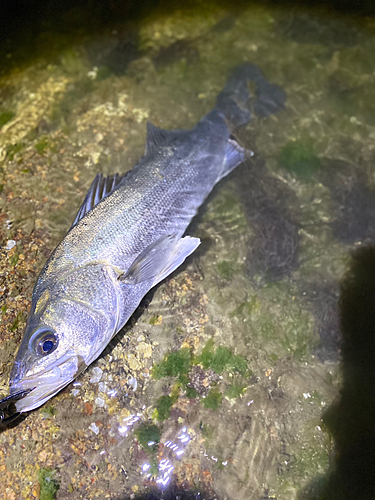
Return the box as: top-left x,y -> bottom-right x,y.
98,382 -> 108,393
136,342 -> 152,359
95,396 -> 105,408
89,367 -> 103,383
5,240 -> 16,250
89,423 -> 99,435
127,376 -> 137,392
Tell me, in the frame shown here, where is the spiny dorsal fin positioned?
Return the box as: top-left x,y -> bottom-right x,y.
145,122 -> 170,155
71,172 -> 126,228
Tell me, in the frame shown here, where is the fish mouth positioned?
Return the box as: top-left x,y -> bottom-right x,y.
10,352 -> 85,413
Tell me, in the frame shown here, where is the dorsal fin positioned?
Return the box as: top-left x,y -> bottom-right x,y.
145,122 -> 170,155
71,172 -> 126,228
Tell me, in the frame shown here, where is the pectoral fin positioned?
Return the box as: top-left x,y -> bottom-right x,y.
120,234 -> 200,286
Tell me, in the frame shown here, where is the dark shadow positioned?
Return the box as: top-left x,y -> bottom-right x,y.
1,0 -> 375,77
299,246 -> 375,499
318,159 -> 375,245
300,280 -> 341,363
235,157 -> 300,286
0,411 -> 28,433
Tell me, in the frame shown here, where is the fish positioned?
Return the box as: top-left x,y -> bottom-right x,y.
0,389 -> 33,423
1,63 -> 286,415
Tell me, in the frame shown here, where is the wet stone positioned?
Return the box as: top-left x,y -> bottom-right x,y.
89,422 -> 100,435
98,382 -> 109,393
89,367 -> 103,384
95,396 -> 105,408
5,240 -> 16,250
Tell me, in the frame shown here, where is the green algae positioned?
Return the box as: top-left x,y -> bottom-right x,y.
51,77 -> 94,124
0,111 -> 15,129
229,296 -> 259,319
60,48 -> 87,75
202,387 -> 222,410
185,386 -> 198,399
43,405 -> 58,418
35,137 -> 49,155
152,347 -> 192,384
5,143 -> 23,161
96,66 -> 112,81
149,315 -> 161,325
38,468 -> 60,500
216,260 -> 239,281
135,423 -> 161,452
279,140 -> 321,179
151,341 -> 250,421
135,423 -> 162,475
200,422 -> 214,440
194,339 -> 249,376
225,382 -> 247,399
154,382 -> 181,421
9,253 -> 19,267
155,395 -> 176,421
35,137 -> 58,155
10,311 -> 26,332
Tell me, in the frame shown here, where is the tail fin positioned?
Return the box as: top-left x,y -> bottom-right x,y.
215,63 -> 287,130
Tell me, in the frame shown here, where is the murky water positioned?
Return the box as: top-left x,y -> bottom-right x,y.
1,2 -> 375,499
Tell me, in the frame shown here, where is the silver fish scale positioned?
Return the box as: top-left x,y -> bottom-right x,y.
55,265 -> 119,319
41,118 -> 228,285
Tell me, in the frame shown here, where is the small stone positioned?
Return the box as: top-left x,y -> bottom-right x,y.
89,422 -> 100,435
84,403 -> 93,415
90,367 -> 103,383
136,342 -> 152,359
98,382 -> 108,393
71,389 -> 80,396
126,353 -> 141,371
5,240 -> 16,250
127,377 -> 137,392
95,396 -> 105,408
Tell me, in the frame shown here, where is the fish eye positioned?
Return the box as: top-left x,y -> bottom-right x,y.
30,328 -> 58,356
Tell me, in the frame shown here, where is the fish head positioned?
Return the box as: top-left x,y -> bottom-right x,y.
9,281 -> 114,412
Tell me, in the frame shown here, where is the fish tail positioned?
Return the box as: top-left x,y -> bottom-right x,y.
215,63 -> 287,130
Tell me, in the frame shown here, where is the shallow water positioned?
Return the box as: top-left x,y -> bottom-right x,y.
1,2 -> 375,499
